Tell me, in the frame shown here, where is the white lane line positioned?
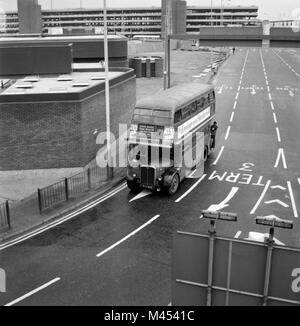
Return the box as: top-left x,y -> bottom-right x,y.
5,278 -> 61,307
212,146 -> 225,166
250,180 -> 271,215
287,181 -> 299,218
298,178 -> 300,186
270,101 -> 275,111
0,183 -> 128,251
268,93 -> 272,101
96,214 -> 160,258
233,101 -> 237,110
235,93 -> 239,100
187,169 -> 197,178
273,112 -> 278,124
274,148 -> 288,169
230,112 -> 235,123
234,231 -> 242,239
225,126 -> 231,141
175,174 -> 207,203
276,127 -> 282,143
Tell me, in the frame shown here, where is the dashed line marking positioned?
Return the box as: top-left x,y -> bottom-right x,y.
96,215 -> 160,258
230,112 -> 235,123
225,126 -> 231,141
233,101 -> 237,110
5,278 -> 61,307
175,175 -> 207,203
287,181 -> 298,218
276,127 -> 282,143
273,112 -> 278,124
234,231 -> 242,239
212,146 -> 225,166
270,101 -> 275,111
274,148 -> 288,169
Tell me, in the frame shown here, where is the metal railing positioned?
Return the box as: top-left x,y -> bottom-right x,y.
38,165 -> 108,213
0,201 -> 11,231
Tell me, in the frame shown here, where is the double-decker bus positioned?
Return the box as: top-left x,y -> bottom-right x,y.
126,83 -> 216,195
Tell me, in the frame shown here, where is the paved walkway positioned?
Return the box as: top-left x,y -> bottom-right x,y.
0,170 -> 125,243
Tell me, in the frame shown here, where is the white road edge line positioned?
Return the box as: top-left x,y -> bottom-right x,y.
250,180 -> 271,215
96,215 -> 160,258
0,183 -> 128,251
175,174 -> 207,203
5,278 -> 61,307
287,181 -> 299,218
212,146 -> 225,166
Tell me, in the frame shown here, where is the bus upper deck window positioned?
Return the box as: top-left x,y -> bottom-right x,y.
197,97 -> 205,110
174,110 -> 182,124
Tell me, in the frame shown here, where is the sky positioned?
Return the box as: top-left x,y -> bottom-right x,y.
0,0 -> 299,20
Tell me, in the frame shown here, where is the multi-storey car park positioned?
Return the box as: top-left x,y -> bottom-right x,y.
0,5 -> 260,37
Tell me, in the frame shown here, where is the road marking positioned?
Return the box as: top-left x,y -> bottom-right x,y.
5,278 -> 61,307
287,181 -> 299,218
233,101 -> 237,110
250,180 -> 271,215
271,185 -> 286,191
0,183 -> 128,251
175,174 -> 207,203
212,146 -> 225,166
235,93 -> 239,100
273,113 -> 278,124
234,231 -> 242,239
187,169 -> 197,178
276,127 -> 282,142
274,148 -> 287,169
225,126 -> 231,141
264,199 -> 289,208
268,93 -> 272,101
129,190 -> 152,203
96,215 -> 160,258
230,112 -> 235,123
270,101 -> 275,111
207,187 -> 239,212
246,232 -> 285,246
298,178 -> 300,187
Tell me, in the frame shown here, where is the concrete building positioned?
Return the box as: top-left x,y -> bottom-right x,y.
0,35 -> 129,77
0,68 -> 136,171
17,0 -> 43,34
1,3 -> 260,37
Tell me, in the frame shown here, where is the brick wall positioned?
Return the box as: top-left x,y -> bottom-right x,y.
0,77 -> 136,171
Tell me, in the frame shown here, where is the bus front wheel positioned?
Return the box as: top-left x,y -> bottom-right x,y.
127,180 -> 141,194
166,174 -> 180,196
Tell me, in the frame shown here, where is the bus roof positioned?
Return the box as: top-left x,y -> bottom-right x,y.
135,83 -> 214,113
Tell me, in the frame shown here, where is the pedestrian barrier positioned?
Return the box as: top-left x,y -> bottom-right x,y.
0,201 -> 11,231
38,165 -> 108,213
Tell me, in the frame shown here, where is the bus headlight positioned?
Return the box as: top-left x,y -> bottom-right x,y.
164,127 -> 175,140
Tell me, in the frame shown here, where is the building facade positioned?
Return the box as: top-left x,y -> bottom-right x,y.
1,5 -> 259,37
17,0 -> 43,34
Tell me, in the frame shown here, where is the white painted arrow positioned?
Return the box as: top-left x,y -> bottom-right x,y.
264,199 -> 289,208
246,232 -> 285,246
274,148 -> 288,169
129,190 -> 152,203
206,187 -> 239,212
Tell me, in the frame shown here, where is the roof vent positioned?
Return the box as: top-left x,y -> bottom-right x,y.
23,76 -> 39,83
91,76 -> 106,81
15,83 -> 34,89
48,87 -> 68,93
72,82 -> 90,88
57,75 -> 73,82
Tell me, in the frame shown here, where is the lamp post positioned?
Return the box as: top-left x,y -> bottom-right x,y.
103,0 -> 113,179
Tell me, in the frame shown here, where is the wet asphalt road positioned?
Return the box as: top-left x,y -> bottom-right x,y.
0,48 -> 300,306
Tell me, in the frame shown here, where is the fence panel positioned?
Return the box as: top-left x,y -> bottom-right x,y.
0,201 -> 10,230
68,171 -> 89,198
39,180 -> 66,212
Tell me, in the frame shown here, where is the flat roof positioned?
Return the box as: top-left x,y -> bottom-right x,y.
0,68 -> 135,103
0,34 -> 126,44
136,83 -> 214,113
